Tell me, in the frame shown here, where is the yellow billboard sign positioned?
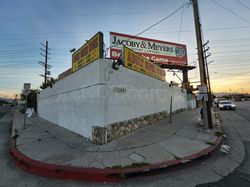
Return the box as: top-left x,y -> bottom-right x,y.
123,46 -> 165,81
72,32 -> 103,72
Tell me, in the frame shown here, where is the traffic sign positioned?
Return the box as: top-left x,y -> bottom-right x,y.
197,85 -> 208,101
23,83 -> 31,91
23,83 -> 31,96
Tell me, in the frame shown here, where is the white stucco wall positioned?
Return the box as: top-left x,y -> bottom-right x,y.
38,59 -> 187,139
100,61 -> 187,125
38,59 -> 106,139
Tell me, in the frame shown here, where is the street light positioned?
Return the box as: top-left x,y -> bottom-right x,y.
69,48 -> 76,53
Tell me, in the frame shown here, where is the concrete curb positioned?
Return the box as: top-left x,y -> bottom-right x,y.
9,113 -> 223,183
9,139 -> 121,183
9,138 -> 223,183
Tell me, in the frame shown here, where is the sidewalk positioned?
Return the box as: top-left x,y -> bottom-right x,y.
10,109 -> 222,183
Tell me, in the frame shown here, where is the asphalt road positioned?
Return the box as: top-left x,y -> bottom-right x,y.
0,106 -> 11,118
0,102 -> 250,187
197,101 -> 250,187
0,106 -> 94,187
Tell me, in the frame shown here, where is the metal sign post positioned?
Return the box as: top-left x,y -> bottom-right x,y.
169,81 -> 173,123
24,94 -> 27,128
23,83 -> 31,128
197,85 -> 209,129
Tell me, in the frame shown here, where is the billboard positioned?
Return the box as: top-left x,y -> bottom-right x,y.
110,32 -> 187,66
72,32 -> 103,72
123,46 -> 165,81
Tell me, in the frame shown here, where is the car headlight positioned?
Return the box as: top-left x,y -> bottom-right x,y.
232,104 -> 235,107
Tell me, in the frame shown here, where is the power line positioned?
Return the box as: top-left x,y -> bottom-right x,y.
211,0 -> 250,24
210,63 -> 250,67
178,0 -> 186,41
189,49 -> 250,55
0,49 -> 35,53
211,62 -> 250,67
213,49 -> 250,54
215,72 -> 250,75
211,55 -> 250,58
210,65 -> 250,69
0,10 -> 195,20
209,66 -> 250,69
235,0 -> 250,10
212,79 -> 250,82
212,56 -> 250,60
1,25 -> 250,45
105,1 -> 191,57
2,5 -> 250,21
132,2 -> 191,36
184,37 -> 250,44
1,25 -> 250,42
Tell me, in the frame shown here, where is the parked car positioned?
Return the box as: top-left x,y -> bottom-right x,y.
218,100 -> 236,110
214,98 -> 226,107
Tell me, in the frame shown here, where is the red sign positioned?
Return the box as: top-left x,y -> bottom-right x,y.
110,32 -> 188,66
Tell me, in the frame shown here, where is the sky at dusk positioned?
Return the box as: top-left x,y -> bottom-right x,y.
1,0 -> 250,98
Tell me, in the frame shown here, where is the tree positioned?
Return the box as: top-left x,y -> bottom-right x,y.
40,77 -> 57,90
20,89 -> 38,113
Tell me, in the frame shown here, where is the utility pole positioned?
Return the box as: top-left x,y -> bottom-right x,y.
203,41 -> 212,106
39,41 -> 51,84
192,0 -> 213,129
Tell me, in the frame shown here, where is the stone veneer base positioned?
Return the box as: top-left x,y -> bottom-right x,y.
92,109 -> 185,144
